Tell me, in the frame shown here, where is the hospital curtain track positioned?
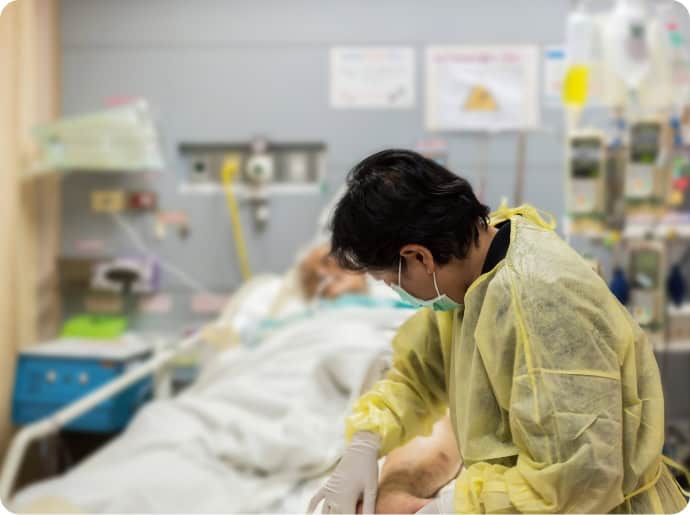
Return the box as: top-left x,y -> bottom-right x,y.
0,0 -> 61,463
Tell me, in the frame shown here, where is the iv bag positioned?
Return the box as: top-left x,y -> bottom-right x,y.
655,0 -> 690,106
605,0 -> 653,89
563,2 -> 597,107
563,65 -> 591,107
566,2 -> 598,64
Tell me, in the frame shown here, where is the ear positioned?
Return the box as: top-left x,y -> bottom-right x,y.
400,244 -> 435,274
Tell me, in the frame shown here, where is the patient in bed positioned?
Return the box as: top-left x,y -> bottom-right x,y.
12,241 -> 458,514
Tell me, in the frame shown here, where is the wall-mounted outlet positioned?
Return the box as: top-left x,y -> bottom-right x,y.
91,190 -> 125,213
128,191 -> 158,211
187,155 -> 213,183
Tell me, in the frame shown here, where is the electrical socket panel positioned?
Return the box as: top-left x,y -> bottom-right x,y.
179,142 -> 327,188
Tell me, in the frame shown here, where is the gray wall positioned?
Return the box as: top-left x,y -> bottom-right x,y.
60,0 -> 569,294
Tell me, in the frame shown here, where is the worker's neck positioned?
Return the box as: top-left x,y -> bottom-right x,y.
442,223 -> 498,303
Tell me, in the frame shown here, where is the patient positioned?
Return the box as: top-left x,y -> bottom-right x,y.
299,242 -> 368,299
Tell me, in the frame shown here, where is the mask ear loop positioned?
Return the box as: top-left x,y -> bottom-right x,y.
402,256 -> 443,297
432,271 -> 442,297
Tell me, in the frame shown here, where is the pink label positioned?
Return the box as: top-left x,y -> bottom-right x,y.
138,294 -> 173,314
104,96 -> 143,108
157,211 -> 188,225
75,239 -> 105,253
415,138 -> 448,153
191,293 -> 228,314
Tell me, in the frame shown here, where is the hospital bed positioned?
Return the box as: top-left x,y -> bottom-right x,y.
1,263 -> 412,513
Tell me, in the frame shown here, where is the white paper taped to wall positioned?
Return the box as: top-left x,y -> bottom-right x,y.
425,46 -> 540,131
330,47 -> 415,109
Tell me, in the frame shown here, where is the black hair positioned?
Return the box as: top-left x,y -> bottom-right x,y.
330,149 -> 490,272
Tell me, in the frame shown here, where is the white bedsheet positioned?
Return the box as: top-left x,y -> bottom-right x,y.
13,306 -> 412,513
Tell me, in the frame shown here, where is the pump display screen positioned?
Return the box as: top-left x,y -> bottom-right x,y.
630,123 -> 661,164
631,249 -> 659,290
571,138 -> 601,179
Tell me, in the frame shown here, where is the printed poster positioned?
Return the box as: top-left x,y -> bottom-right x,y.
426,46 -> 539,131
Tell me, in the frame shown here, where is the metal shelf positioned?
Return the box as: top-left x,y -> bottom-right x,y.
178,182 -> 321,197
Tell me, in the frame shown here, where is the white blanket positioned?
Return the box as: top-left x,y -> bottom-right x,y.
13,306 -> 412,513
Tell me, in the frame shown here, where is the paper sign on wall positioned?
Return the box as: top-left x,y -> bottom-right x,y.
543,46 -> 567,106
425,46 -> 539,131
330,47 -> 415,109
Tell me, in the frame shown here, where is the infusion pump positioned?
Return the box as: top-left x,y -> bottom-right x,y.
625,120 -> 668,204
567,131 -> 607,219
627,240 -> 666,332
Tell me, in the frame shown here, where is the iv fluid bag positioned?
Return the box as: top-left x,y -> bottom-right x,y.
566,3 -> 598,63
563,65 -> 591,106
563,3 -> 597,107
605,0 -> 652,89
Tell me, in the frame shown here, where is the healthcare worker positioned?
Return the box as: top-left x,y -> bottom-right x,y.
308,149 -> 689,514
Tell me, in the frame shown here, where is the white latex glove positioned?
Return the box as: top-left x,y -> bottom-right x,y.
415,489 -> 455,514
308,431 -> 380,514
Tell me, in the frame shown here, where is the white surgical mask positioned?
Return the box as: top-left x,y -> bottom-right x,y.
390,259 -> 461,311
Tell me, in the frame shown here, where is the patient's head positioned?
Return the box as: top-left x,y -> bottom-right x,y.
299,243 -> 367,299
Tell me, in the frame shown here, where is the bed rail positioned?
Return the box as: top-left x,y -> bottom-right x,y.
0,330 -> 203,506
0,274 -> 281,507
